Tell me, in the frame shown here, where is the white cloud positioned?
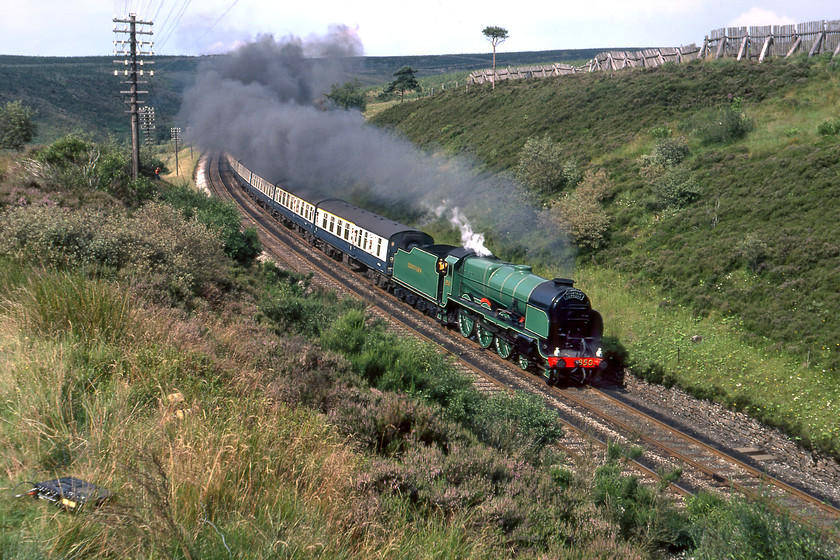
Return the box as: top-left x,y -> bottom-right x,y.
728,8 -> 796,28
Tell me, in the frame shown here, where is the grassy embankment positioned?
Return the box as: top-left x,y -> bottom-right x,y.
370,55 -> 840,458
1,136 -> 836,557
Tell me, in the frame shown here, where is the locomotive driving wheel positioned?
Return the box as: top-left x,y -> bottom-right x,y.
458,309 -> 475,338
495,337 -> 513,359
476,322 -> 494,349
517,355 -> 530,370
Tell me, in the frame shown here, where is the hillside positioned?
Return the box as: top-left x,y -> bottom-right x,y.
0,55 -> 198,143
371,56 -> 840,456
0,49 -> 600,144
372,56 -> 840,369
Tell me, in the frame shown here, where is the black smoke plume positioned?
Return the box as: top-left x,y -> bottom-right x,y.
179,28 -> 573,270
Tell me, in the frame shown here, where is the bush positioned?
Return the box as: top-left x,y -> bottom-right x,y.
816,117 -> 840,136
647,137 -> 690,167
257,263 -> 338,337
650,125 -> 672,139
546,169 -> 612,250
0,203 -> 232,306
160,183 -> 261,266
736,233 -> 768,274
593,456 -> 692,551
686,493 -> 835,559
29,135 -> 158,207
468,392 -> 564,460
648,165 -> 702,210
694,100 -> 754,145
331,389 -> 455,455
516,135 -> 581,198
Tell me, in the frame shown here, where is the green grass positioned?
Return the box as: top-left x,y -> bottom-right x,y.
577,265 -> 840,455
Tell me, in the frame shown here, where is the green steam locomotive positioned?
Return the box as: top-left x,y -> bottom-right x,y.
392,244 -> 605,383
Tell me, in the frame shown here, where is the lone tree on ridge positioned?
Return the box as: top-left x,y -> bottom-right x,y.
482,26 -> 509,89
384,66 -> 422,102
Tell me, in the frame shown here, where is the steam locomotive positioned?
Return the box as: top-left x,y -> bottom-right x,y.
226,153 -> 606,383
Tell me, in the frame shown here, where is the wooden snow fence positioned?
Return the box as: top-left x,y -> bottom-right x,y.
702,19 -> 840,62
466,18 -> 840,88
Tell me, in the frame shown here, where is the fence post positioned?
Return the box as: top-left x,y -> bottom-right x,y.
759,35 -> 773,62
787,36 -> 802,57
809,30 -> 826,56
715,36 -> 727,59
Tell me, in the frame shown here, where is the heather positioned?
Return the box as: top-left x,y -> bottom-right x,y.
1,132 -> 836,557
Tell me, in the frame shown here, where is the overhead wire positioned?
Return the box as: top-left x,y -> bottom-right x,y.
193,0 -> 240,48
154,0 -> 193,53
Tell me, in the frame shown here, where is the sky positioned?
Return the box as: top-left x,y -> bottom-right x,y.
0,1 -> 836,58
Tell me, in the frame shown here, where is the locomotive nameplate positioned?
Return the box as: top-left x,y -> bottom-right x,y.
562,288 -> 586,301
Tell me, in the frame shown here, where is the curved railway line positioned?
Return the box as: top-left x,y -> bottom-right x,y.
200,151 -> 840,541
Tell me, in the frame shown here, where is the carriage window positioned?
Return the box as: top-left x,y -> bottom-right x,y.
376,239 -> 383,259
329,216 -> 335,233
322,214 -> 328,228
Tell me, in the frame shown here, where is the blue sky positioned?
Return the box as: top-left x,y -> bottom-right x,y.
0,1 -> 836,57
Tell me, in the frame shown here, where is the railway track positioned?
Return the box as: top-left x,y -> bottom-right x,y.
200,151 -> 840,541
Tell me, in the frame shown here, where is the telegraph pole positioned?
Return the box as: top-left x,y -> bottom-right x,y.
114,14 -> 154,180
171,127 -> 181,176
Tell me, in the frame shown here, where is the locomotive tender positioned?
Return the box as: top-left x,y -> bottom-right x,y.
226,153 -> 605,383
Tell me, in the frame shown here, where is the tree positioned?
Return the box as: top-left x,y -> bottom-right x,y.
325,79 -> 367,112
0,100 -> 36,151
384,66 -> 421,102
482,26 -> 509,89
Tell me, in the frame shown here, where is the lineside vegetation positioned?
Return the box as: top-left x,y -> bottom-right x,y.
0,138 -> 835,557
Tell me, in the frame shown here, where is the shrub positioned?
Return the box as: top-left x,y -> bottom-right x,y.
648,165 -> 702,210
650,125 -> 672,139
693,100 -> 754,145
593,457 -> 692,551
547,169 -> 613,250
331,389 -> 455,455
160,183 -> 261,266
516,135 -> 581,198
736,234 -> 768,274
686,493 -> 835,560
257,264 -> 336,337
647,137 -> 690,167
0,203 -> 232,306
817,117 -> 840,136
31,135 -> 156,207
468,392 -> 564,461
